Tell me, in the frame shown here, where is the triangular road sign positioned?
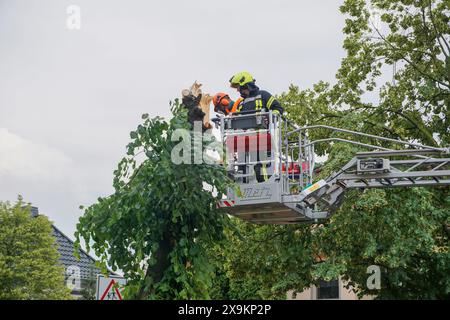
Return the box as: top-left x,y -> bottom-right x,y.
100,279 -> 123,300
96,274 -> 126,300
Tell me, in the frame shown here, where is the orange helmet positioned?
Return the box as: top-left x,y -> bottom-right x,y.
212,92 -> 232,114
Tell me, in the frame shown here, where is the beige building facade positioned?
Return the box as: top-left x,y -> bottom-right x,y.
287,278 -> 373,300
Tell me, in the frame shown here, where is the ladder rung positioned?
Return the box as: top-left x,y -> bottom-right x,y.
225,130 -> 269,136
233,173 -> 255,178
232,160 -> 275,166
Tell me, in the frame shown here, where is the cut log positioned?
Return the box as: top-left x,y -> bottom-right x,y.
181,81 -> 212,130
199,93 -> 212,125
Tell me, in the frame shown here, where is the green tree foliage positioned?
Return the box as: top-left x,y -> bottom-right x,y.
75,102 -> 232,299
208,221 -> 315,299
0,198 -> 72,300
313,187 -> 450,299
332,0 -> 449,145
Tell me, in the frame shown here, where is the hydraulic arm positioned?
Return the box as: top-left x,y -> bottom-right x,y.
215,112 -> 450,224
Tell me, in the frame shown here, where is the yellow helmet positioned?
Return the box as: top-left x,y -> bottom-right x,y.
229,71 -> 255,88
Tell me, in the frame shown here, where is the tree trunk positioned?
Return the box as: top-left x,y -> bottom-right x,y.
136,232 -> 174,300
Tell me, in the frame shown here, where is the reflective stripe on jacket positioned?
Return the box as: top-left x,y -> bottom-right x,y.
236,90 -> 283,115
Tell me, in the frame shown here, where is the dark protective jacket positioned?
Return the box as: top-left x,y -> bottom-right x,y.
235,83 -> 284,115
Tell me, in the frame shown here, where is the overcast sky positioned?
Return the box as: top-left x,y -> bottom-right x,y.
0,0 -> 347,239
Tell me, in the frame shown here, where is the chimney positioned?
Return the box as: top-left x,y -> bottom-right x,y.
30,206 -> 39,218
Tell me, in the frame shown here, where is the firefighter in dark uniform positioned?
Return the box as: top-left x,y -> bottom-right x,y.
229,71 -> 283,116
228,72 -> 284,182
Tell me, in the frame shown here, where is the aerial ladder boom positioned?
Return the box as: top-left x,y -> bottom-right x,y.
214,112 -> 450,224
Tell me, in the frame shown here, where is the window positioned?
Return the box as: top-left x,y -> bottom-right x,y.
317,279 -> 339,300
